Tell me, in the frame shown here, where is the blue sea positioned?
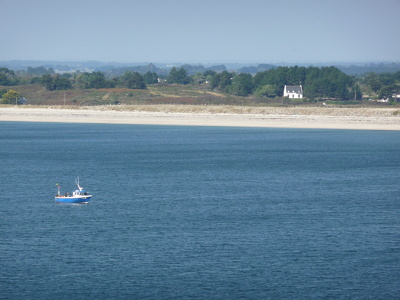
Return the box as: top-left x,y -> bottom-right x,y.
1,122 -> 399,299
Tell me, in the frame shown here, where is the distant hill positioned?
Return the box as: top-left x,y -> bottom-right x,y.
238,64 -> 276,74
335,62 -> 400,76
1,60 -> 399,76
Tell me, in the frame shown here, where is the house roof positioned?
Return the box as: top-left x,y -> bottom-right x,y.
285,85 -> 303,94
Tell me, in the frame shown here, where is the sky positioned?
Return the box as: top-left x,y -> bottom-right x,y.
1,0 -> 399,64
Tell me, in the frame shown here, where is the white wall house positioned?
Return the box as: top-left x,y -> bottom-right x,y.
284,85 -> 303,98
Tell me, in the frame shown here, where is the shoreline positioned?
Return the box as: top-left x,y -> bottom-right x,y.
1,105 -> 399,130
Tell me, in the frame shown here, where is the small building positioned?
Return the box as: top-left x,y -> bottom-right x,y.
18,96 -> 27,105
284,85 -> 303,98
377,98 -> 389,103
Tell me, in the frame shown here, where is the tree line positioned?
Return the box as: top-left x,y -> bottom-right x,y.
360,71 -> 400,99
166,66 -> 361,100
36,71 -> 156,91
1,65 -> 400,102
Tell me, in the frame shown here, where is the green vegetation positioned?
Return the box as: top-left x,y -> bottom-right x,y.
0,68 -> 19,86
143,71 -> 158,84
0,89 -> 20,104
1,65 -> 399,106
119,71 -> 146,89
360,72 -> 400,99
167,67 -> 192,84
41,74 -> 72,91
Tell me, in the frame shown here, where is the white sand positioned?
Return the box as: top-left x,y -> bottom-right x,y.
1,105 -> 399,130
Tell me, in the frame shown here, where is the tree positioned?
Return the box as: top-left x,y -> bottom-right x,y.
41,74 -> 55,91
119,71 -> 146,89
76,72 -> 111,89
203,70 -> 217,77
0,89 -> 7,98
1,89 -> 20,104
0,73 -> 10,85
378,85 -> 397,99
143,71 -> 158,84
54,74 -> 72,90
363,73 -> 382,93
210,71 -> 234,91
40,74 -> 72,90
254,84 -> 279,98
229,73 -> 254,96
192,72 -> 205,84
167,67 -> 192,84
0,68 -> 19,86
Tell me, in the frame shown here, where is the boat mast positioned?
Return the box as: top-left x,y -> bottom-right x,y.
75,177 -> 83,191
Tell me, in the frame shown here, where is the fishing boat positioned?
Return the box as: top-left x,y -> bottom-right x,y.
55,177 -> 92,204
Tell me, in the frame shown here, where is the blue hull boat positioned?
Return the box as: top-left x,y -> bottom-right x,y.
55,178 -> 92,204
55,195 -> 92,204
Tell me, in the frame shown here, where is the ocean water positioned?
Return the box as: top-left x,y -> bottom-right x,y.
0,122 -> 399,299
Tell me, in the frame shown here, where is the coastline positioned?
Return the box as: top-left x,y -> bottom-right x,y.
0,105 -> 399,130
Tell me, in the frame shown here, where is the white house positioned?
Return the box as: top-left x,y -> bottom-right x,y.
284,85 -> 303,98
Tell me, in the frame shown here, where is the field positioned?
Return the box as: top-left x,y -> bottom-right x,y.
2,84 -> 240,106
3,84 -> 398,108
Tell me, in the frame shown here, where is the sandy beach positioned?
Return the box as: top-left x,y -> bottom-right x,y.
0,105 -> 399,130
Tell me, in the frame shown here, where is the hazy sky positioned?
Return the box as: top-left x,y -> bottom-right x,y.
1,0 -> 399,64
